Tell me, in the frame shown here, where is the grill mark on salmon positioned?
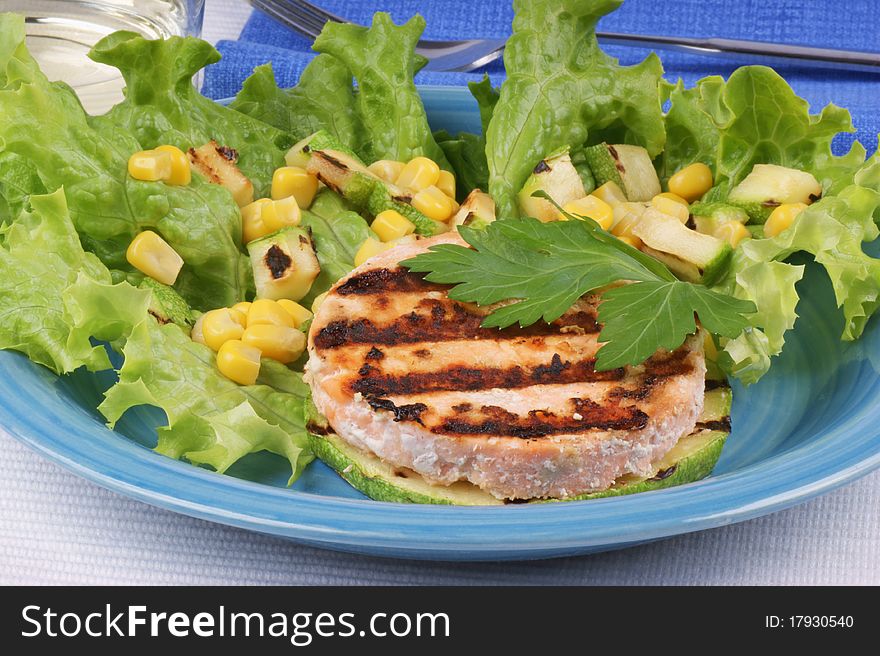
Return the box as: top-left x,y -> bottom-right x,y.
433,398 -> 649,438
606,350 -> 695,401
363,396 -> 429,425
314,300 -> 600,350
306,233 -> 708,500
336,267 -> 444,296
348,354 -> 627,397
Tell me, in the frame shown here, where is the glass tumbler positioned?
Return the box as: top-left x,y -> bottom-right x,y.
6,0 -> 206,114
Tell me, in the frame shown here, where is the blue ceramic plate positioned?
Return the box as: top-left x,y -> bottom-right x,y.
3,87 -> 880,561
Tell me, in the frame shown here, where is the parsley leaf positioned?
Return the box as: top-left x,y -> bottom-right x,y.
402,217 -> 755,370
596,281 -> 755,370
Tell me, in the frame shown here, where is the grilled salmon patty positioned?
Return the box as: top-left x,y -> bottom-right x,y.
305,233 -> 707,500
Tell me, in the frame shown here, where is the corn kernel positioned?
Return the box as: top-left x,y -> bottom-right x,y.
651,194 -> 690,223
262,196 -> 301,232
202,308 -> 246,351
591,181 -> 628,207
367,160 -> 406,182
561,196 -> 614,230
216,340 -> 261,386
126,230 -> 184,286
271,166 -> 318,209
668,162 -> 713,202
247,298 -> 296,329
764,202 -> 807,238
616,234 -> 643,249
372,209 -> 416,242
190,314 -> 206,345
396,156 -> 440,192
242,199 -> 273,244
128,150 -> 172,182
411,185 -> 455,221
437,170 -> 456,199
231,301 -> 252,316
276,299 -> 313,328
654,192 -> 689,207
228,308 -> 248,329
241,197 -> 301,243
242,324 -> 306,364
354,237 -> 389,267
311,292 -> 328,314
154,145 -> 192,185
716,221 -> 751,248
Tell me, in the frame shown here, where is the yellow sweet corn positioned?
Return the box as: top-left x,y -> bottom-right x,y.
764,202 -> 807,238
561,196 -> 614,230
216,340 -> 261,386
128,150 -> 172,182
654,191 -> 689,207
437,169 -> 456,199
242,324 -> 306,364
231,301 -> 252,316
367,160 -> 406,183
354,237 -> 388,267
372,209 -> 416,242
263,196 -> 301,232
247,298 -> 296,329
241,197 -> 301,243
651,193 -> 690,223
241,199 -> 272,244
276,299 -> 313,328
668,162 -> 713,202
126,230 -> 184,286
311,292 -> 328,314
271,166 -> 318,209
716,221 -> 751,248
228,308 -> 248,329
201,308 -> 246,351
591,181 -> 627,207
395,156 -> 440,192
411,185 -> 455,221
154,145 -> 192,185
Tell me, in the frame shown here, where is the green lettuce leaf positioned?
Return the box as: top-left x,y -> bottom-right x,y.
487,0 -> 666,217
89,31 -> 291,197
63,273 -> 313,483
230,58 -> 365,154
714,150 -> 880,384
435,76 -> 500,198
0,15 -> 249,309
313,12 -> 449,167
0,150 -> 47,220
0,189 -> 113,373
664,66 -> 865,196
0,184 -> 312,480
657,76 -> 730,181
301,189 -> 374,303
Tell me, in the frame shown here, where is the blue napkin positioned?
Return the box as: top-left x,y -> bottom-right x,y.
203,0 -> 880,153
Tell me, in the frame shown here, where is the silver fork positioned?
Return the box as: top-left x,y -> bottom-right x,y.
248,0 -> 880,74
249,0 -> 506,72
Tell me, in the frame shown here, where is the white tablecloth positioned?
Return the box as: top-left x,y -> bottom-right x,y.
2,0 -> 879,585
